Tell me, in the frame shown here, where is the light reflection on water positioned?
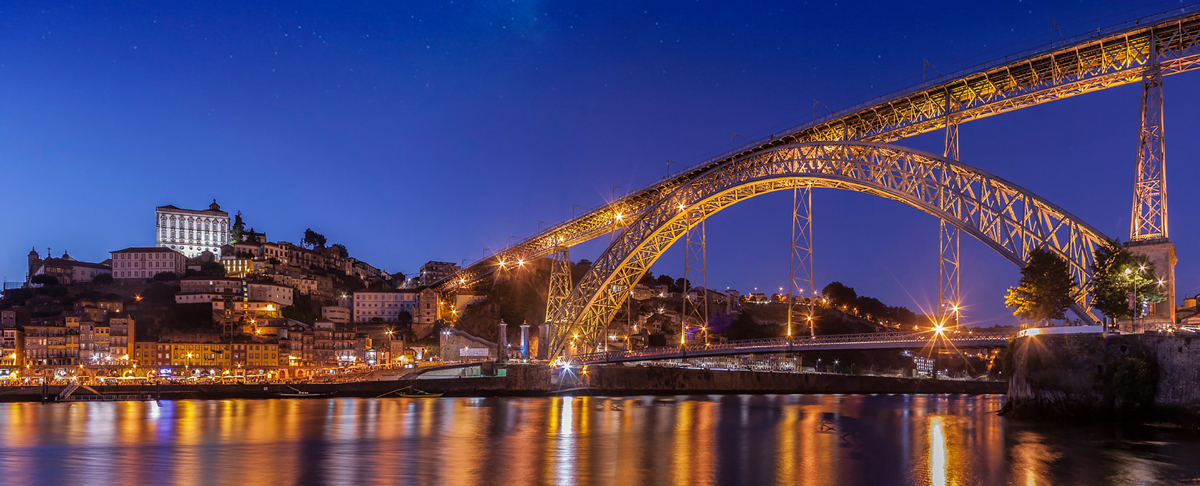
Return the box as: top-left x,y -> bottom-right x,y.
1,394 -> 1198,486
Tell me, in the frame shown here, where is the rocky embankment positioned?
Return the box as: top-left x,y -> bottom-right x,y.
1002,332 -> 1200,426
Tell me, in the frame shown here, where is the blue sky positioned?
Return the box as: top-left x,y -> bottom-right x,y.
2,1 -> 1198,326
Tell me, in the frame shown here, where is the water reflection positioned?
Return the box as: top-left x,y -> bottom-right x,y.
0,394 -> 1197,485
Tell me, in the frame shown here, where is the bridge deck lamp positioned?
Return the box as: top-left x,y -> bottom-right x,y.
517,259 -> 525,267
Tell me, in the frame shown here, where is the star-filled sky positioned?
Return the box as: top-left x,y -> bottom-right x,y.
3,1 -> 1198,326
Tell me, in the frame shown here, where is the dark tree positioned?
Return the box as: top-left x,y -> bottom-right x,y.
303,229 -> 328,249
854,296 -> 888,321
92,273 -> 114,285
1005,247 -> 1076,324
230,211 -> 246,243
331,243 -> 349,258
153,272 -> 178,281
30,274 -> 59,286
656,275 -> 674,288
822,281 -> 858,308
1089,239 -> 1165,323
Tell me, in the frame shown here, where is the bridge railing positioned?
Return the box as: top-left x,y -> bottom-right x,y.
573,330 -> 1014,363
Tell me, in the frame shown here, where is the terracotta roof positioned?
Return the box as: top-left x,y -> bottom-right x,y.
40,258 -> 111,270
112,247 -> 183,254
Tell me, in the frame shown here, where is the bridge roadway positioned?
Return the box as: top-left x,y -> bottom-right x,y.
571,329 -> 1013,365
441,7 -> 1200,290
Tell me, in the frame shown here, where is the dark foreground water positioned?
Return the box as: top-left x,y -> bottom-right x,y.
1,394 -> 1199,485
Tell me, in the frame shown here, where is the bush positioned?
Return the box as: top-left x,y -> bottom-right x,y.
30,274 -> 59,286
92,273 -> 114,285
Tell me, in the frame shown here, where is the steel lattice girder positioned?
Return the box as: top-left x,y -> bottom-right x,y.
438,11 -> 1200,293
548,142 -> 1109,357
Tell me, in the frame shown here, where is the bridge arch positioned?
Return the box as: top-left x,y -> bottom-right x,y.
549,142 -> 1108,357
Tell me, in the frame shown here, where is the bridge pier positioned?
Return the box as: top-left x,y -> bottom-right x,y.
939,118 -> 961,326
788,185 -> 815,337
1127,52 -> 1176,330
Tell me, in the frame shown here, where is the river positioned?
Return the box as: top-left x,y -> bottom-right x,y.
1,394 -> 1197,485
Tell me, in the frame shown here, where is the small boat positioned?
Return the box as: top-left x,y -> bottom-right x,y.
378,386 -> 442,398
277,387 -> 337,398
396,391 -> 443,398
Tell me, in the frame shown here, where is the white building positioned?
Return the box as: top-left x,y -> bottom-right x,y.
353,289 -> 421,323
156,200 -> 231,259
322,306 -> 351,324
248,283 -> 294,307
110,247 -> 186,281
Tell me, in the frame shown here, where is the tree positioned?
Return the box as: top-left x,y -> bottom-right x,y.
1004,247 -> 1076,324
230,211 -> 246,243
656,275 -> 674,288
92,273 -> 114,285
303,229 -> 327,249
822,281 -> 857,308
331,243 -> 349,258
153,272 -> 178,281
1089,239 -> 1165,324
30,274 -> 58,286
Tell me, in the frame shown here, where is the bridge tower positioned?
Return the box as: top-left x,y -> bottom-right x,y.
1127,47 -> 1177,330
788,185 -> 815,338
544,245 -> 572,358
939,116 -> 961,327
682,219 -> 708,345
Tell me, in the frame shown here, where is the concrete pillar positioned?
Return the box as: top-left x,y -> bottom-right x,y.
520,322 -> 530,360
537,323 -> 551,360
1126,240 -> 1177,331
497,321 -> 508,363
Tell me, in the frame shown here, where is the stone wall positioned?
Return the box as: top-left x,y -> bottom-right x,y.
1005,332 -> 1200,420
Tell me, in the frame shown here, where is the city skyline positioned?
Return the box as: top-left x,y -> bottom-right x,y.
3,2 -> 1200,326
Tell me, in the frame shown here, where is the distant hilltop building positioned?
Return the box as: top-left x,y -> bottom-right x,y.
156,200 -> 231,259
25,248 -> 111,284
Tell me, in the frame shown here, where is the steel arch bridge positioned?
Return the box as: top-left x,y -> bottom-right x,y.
439,9 -> 1200,291
547,142 -> 1109,358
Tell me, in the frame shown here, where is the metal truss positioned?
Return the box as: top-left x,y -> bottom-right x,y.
940,120 -> 961,323
1130,62 -> 1168,240
438,11 -> 1200,294
788,186 -> 815,338
548,142 -> 1109,358
681,220 -> 708,344
545,245 -> 572,331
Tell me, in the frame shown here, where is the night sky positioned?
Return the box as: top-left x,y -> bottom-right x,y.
2,1 -> 1198,326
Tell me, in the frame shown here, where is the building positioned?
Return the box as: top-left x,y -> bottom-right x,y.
353,289 -> 421,323
136,334 -> 279,370
31,254 -> 112,285
1,326 -> 24,366
23,317 -> 76,365
322,306 -> 351,324
111,247 -> 187,281
248,283 -> 294,307
109,316 -> 135,362
79,321 -> 112,363
156,200 -> 231,259
418,261 -> 459,287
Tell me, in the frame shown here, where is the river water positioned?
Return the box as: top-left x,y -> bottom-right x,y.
1,394 -> 1198,485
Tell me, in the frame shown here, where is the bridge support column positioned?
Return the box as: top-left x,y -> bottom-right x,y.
1128,55 -> 1176,329
788,185 -> 815,338
520,322 -> 530,360
939,120 -> 961,326
682,219 -> 708,345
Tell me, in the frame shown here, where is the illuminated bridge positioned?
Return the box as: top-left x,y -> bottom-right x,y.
435,8 -> 1198,360
572,329 -> 1012,365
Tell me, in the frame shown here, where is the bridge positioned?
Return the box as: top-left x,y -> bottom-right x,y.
572,329 -> 1012,365
434,8 -> 1198,361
